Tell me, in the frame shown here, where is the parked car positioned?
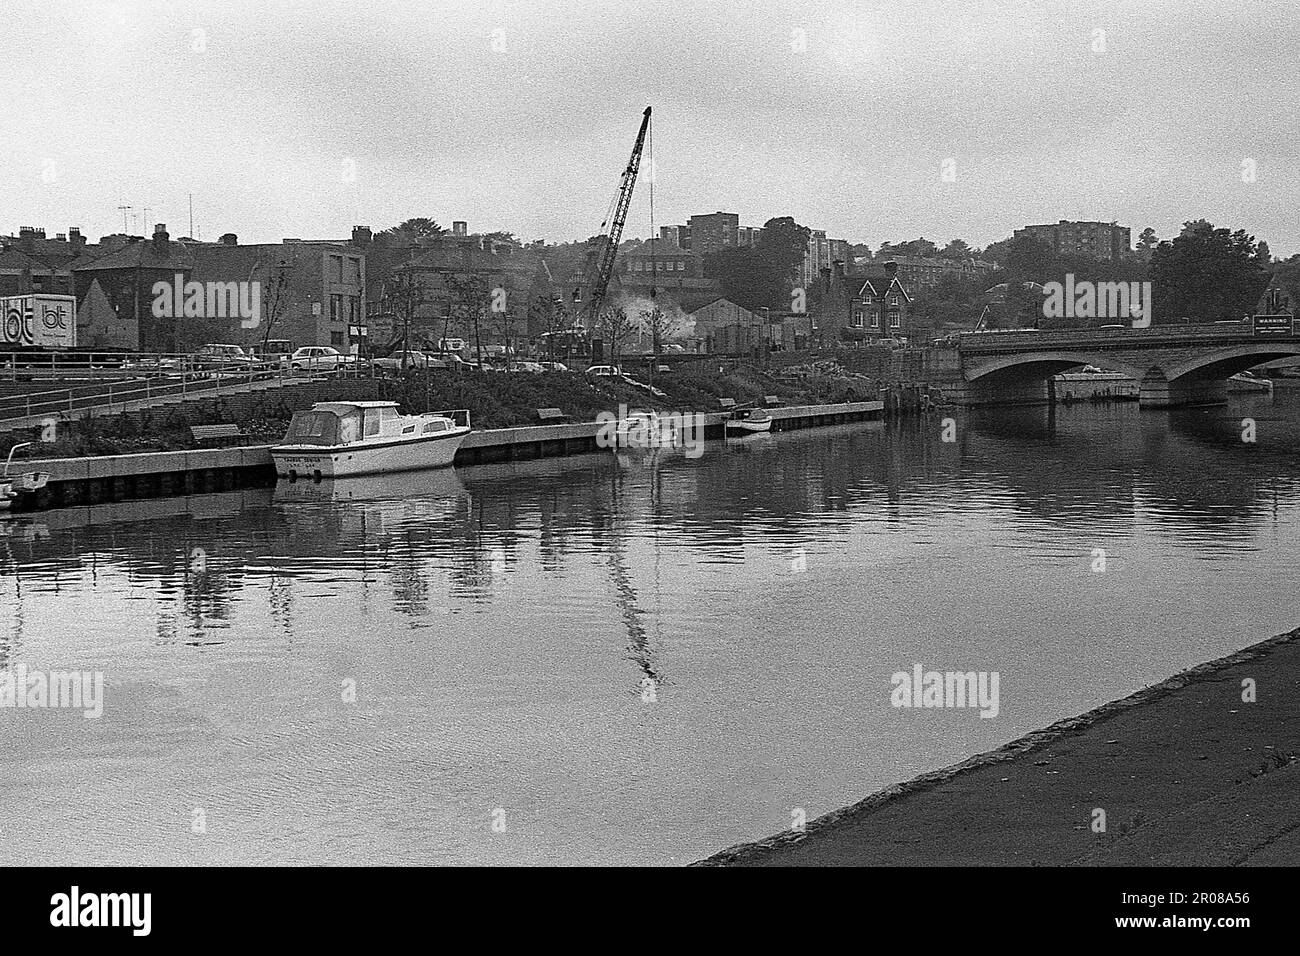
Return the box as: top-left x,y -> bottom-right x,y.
425,351 -> 472,369
509,360 -> 546,374
122,355 -> 183,373
373,350 -> 435,373
290,346 -> 354,371
253,339 -> 295,363
586,365 -> 623,378
538,361 -> 569,372
194,344 -> 255,368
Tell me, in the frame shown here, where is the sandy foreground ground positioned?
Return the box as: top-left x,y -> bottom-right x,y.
700,628 -> 1300,866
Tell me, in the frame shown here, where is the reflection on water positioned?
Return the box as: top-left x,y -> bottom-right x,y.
2,391 -> 1299,864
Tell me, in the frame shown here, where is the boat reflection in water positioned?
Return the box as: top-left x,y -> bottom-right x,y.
272,466 -> 468,506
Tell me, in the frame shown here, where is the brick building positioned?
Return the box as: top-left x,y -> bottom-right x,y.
189,230 -> 367,352
849,262 -> 913,340
71,225 -> 197,351
1013,220 -> 1131,261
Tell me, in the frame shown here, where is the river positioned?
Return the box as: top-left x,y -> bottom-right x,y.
2,388 -> 1299,865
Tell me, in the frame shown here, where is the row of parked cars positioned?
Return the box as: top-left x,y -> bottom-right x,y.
186,343 -> 586,375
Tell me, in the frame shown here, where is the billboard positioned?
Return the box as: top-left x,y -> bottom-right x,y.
1,295 -> 78,349
1252,313 -> 1292,335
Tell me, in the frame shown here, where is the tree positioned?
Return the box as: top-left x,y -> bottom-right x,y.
1136,227 -> 1159,262
445,273 -> 489,366
940,238 -> 972,259
878,238 -> 938,259
708,246 -> 784,312
1003,234 -> 1056,279
381,218 -> 444,244
595,306 -> 637,366
1149,220 -> 1272,323
384,266 -> 429,366
754,217 -> 811,281
1268,256 -> 1300,313
257,259 -> 295,353
706,216 -> 811,312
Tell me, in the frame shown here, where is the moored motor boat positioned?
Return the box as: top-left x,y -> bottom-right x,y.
1,442 -> 49,514
271,401 -> 471,479
725,407 -> 773,434
614,409 -> 678,448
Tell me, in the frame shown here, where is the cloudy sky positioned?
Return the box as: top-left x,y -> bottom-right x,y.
2,0 -> 1297,254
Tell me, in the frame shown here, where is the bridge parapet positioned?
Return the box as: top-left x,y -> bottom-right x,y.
956,323 -> 1300,354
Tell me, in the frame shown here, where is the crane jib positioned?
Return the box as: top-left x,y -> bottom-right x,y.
580,106 -> 652,327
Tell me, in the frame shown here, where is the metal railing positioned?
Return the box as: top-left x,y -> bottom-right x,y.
0,354 -> 361,429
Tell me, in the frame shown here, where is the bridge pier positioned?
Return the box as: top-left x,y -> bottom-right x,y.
938,377 -> 1051,407
1138,375 -> 1228,409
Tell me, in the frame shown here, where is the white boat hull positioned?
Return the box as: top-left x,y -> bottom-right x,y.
272,429 -> 468,478
725,418 -> 772,434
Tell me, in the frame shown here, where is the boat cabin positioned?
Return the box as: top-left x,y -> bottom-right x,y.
281,402 -> 456,447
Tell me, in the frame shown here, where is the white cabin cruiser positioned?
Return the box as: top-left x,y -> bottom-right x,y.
724,407 -> 773,434
614,409 -> 678,448
1,443 -> 49,515
272,402 -> 471,479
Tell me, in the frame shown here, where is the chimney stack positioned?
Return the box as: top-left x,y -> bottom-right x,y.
351,225 -> 372,247
68,227 -> 84,251
220,233 -> 238,246
152,223 -> 169,254
453,221 -> 468,237
17,226 -> 43,253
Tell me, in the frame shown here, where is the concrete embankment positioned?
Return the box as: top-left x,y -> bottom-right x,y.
699,627 -> 1300,866
6,400 -> 883,512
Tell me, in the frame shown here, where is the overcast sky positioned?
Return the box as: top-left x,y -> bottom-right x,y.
2,0 -> 1297,254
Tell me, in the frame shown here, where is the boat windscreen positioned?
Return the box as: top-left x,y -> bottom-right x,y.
283,409 -> 361,445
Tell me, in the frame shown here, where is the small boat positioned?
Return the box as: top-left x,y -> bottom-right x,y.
615,409 -> 678,448
1227,372 -> 1273,394
1,442 -> 49,514
725,407 -> 773,435
271,401 -> 471,480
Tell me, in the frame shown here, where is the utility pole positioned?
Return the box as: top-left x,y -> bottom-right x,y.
189,193 -> 195,239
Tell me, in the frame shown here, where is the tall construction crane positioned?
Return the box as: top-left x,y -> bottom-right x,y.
574,106 -> 652,329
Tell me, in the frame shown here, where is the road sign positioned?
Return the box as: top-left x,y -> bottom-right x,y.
1253,313 -> 1292,335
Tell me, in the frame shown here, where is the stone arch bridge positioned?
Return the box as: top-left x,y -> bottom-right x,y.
911,324 -> 1300,408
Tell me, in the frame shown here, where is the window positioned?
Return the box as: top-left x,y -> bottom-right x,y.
870,311 -> 880,329
330,294 -> 343,322
889,294 -> 899,306
853,310 -> 864,328
890,312 -> 901,329
676,260 -> 684,271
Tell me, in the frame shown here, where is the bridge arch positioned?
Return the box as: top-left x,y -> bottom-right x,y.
1163,343 -> 1300,383
964,350 -> 1148,383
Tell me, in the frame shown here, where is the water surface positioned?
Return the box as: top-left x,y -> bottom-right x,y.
2,391 -> 1298,865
